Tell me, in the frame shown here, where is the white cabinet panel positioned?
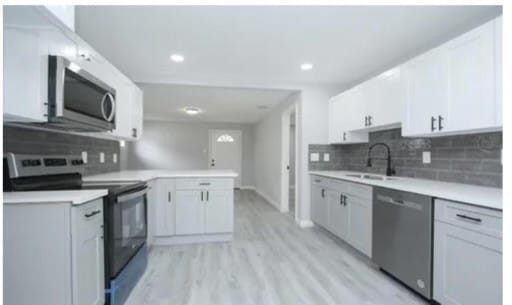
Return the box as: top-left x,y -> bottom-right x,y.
402,47 -> 449,136
311,181 -> 329,228
444,20 -> 496,132
366,68 -> 403,129
205,190 -> 233,233
433,221 -> 502,305
71,200 -> 105,305
328,90 -> 369,144
175,190 -> 205,235
3,28 -> 48,122
131,86 -> 144,140
154,179 -> 176,237
327,190 -> 349,239
495,16 -> 502,127
347,195 -> 372,257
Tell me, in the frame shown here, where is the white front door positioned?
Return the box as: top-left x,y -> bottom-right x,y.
209,130 -> 242,188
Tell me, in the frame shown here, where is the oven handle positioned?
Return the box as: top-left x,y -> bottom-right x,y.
117,187 -> 148,203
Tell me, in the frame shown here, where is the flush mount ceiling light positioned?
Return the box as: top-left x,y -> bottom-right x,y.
170,53 -> 185,62
256,105 -> 270,110
300,62 -> 313,71
184,107 -> 201,115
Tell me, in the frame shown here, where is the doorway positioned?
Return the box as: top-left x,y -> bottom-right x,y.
208,129 -> 242,188
280,103 -> 298,220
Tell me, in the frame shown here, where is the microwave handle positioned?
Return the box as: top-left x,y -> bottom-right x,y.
101,93 -> 116,122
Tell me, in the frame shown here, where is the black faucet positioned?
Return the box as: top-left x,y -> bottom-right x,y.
367,142 -> 396,176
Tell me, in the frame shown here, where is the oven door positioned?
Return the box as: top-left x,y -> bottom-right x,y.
110,186 -> 148,278
48,55 -> 116,131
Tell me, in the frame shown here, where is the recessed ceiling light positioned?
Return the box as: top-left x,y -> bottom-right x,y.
184,107 -> 200,115
300,62 -> 313,71
170,53 -> 185,62
257,105 -> 270,110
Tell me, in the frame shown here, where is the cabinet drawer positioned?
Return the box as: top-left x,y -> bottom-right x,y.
311,175 -> 326,186
347,182 -> 372,200
435,199 -> 502,238
175,178 -> 233,190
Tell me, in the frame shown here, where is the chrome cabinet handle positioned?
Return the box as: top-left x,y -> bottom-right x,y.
340,194 -> 343,205
365,116 -> 368,127
368,115 -> 372,126
456,214 -> 482,223
168,192 -> 171,203
201,191 -> 204,201
438,115 -> 444,131
101,92 -> 116,122
85,210 -> 101,218
207,191 -> 209,201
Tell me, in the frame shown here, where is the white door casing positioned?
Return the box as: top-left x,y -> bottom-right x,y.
208,130 -> 242,188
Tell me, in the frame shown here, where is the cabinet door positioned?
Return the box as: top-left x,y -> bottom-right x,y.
433,221 -> 502,305
110,80 -> 134,139
343,86 -> 367,131
367,68 -> 403,128
328,95 -> 346,144
154,179 -> 176,237
495,16 -> 502,127
327,190 -> 349,240
130,86 -> 144,140
175,190 -> 205,235
444,20 -> 496,132
72,200 -> 105,305
402,48 -> 449,136
3,28 -> 48,122
347,195 -> 372,257
311,183 -> 328,228
205,190 -> 234,233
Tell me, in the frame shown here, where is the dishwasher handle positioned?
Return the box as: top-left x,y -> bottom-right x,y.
376,194 -> 424,211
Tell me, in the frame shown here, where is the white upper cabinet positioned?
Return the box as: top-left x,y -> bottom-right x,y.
3,6 -> 144,141
365,68 -> 403,130
402,46 -> 449,136
328,88 -> 369,144
495,16 -> 502,127
402,17 -> 501,137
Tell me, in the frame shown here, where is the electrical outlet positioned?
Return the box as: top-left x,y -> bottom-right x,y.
310,152 -> 320,162
113,153 -> 117,164
323,153 -> 330,162
81,151 -> 88,164
100,152 -> 105,163
422,151 -> 431,164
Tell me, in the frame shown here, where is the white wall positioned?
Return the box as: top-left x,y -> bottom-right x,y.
120,120 -> 256,187
253,92 -> 299,209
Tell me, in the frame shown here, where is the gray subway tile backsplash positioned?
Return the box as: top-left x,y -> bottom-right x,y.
309,128 -> 502,188
3,126 -> 120,176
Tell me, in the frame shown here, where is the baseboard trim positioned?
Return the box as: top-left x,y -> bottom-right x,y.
240,185 -> 256,190
254,188 -> 280,210
151,233 -> 233,246
296,219 -> 314,228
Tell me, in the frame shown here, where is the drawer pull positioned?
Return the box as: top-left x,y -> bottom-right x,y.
314,179 -> 321,183
456,214 -> 482,223
199,182 -> 211,186
85,210 -> 101,218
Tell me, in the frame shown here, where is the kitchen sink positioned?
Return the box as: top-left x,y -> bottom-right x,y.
344,174 -> 399,181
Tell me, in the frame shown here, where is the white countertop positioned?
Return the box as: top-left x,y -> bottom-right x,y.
84,169 -> 238,182
3,189 -> 108,205
309,170 -> 502,210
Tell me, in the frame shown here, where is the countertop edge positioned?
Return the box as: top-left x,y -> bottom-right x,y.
3,189 -> 109,206
309,171 -> 502,211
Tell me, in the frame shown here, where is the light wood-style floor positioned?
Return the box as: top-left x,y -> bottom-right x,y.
126,190 -> 428,305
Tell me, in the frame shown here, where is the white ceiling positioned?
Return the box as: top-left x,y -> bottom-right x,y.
138,83 -> 294,123
75,6 -> 501,123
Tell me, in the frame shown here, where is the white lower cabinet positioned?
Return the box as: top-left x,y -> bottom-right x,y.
4,198 -> 104,305
151,177 -> 234,245
310,175 -> 373,257
153,179 -> 176,237
433,199 -> 502,305
310,177 -> 329,228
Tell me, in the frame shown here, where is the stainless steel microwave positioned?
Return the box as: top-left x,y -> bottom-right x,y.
47,55 -> 116,131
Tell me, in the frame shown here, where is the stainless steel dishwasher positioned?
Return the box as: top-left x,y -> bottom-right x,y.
372,187 -> 433,300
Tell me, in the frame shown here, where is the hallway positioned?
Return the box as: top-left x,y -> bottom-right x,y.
126,190 -> 427,305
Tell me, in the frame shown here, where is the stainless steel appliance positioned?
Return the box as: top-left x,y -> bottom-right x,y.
372,187 -> 433,299
47,55 -> 116,131
4,153 -> 147,305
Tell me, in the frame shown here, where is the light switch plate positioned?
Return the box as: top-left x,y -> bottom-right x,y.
310,152 -> 320,162
113,153 -> 117,164
100,152 -> 105,163
422,151 -> 431,164
81,151 -> 88,164
323,153 -> 330,162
